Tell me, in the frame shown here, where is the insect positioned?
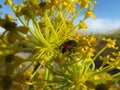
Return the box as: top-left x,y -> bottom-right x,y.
62,40 -> 77,53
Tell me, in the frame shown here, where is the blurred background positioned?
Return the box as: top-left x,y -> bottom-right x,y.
0,0 -> 120,34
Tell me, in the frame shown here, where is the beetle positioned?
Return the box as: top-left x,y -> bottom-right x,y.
62,40 -> 77,53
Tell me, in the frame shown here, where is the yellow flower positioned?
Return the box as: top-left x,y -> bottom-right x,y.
75,33 -> 82,41
79,20 -> 87,31
64,0 -> 74,5
112,52 -> 120,57
84,8 -> 95,19
4,0 -> 14,6
89,0 -> 97,6
76,0 -> 96,8
5,14 -> 13,22
103,38 -> 117,49
12,4 -> 23,15
111,52 -> 120,68
79,0 -> 89,9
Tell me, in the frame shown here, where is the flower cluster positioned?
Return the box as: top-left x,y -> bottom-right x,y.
100,51 -> 120,70
103,38 -> 118,49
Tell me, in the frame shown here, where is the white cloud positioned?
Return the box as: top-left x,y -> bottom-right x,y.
85,18 -> 120,34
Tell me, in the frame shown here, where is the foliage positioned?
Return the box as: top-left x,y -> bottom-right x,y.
0,0 -> 120,90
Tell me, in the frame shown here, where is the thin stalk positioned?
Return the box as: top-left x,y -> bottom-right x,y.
20,61 -> 34,74
84,59 -> 95,74
10,5 -> 26,26
10,4 -> 48,47
45,12 -> 58,40
31,18 -> 50,48
44,68 -> 49,87
89,59 -> 95,71
74,23 -> 79,30
112,72 -> 120,82
93,47 -> 107,61
93,65 -> 115,76
18,17 -> 26,26
30,60 -> 45,80
35,49 -> 45,59
56,7 -> 71,32
28,27 -> 43,43
32,20 -> 42,40
71,8 -> 82,22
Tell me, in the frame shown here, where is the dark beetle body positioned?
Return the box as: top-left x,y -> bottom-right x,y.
62,40 -> 77,53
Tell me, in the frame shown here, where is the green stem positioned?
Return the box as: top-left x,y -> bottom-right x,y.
57,8 -> 70,33
31,18 -> 50,48
112,72 -> 120,82
93,65 -> 115,76
93,47 -> 107,61
45,12 -> 59,40
18,17 -> 26,26
84,59 -> 95,74
28,27 -> 42,43
44,68 -> 49,87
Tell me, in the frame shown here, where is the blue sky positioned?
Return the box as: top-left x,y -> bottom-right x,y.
86,0 -> 120,33
94,0 -> 120,20
0,0 -> 120,33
